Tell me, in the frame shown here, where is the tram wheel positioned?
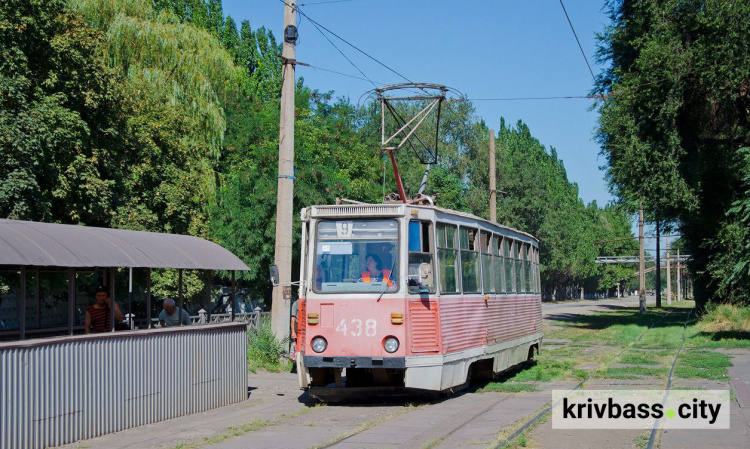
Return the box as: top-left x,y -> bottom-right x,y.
527,345 -> 537,361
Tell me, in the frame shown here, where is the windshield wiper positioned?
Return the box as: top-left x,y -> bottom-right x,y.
376,256 -> 398,302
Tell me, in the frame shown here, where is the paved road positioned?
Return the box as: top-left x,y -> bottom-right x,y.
60,296 -> 748,449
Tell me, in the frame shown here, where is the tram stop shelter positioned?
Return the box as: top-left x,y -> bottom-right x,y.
0,219 -> 251,449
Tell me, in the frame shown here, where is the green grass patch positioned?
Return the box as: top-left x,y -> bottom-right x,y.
598,366 -> 669,380
481,382 -> 538,393
619,351 -> 664,365
700,304 -> 750,333
674,349 -> 732,380
505,359 -> 575,382
634,432 -> 650,449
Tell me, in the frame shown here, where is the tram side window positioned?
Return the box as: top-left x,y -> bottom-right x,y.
504,239 -> 515,293
524,243 -> 532,293
531,246 -> 541,293
481,232 -> 493,293
494,236 -> 506,294
535,247 -> 542,293
460,227 -> 480,293
436,223 -> 459,293
408,221 -> 436,294
516,243 -> 525,293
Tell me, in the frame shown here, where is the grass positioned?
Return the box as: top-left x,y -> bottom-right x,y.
313,404 -> 418,448
634,432 -> 650,449
492,404 -> 550,449
170,406 -> 314,449
618,350 -> 668,365
247,318 -> 293,372
598,366 -> 668,380
674,349 -> 732,380
480,382 -> 539,393
484,301 -> 747,389
421,437 -> 445,448
700,304 -> 750,333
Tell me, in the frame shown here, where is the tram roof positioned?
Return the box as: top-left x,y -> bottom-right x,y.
304,203 -> 538,243
0,219 -> 250,270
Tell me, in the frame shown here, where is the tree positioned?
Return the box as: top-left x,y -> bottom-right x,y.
596,0 -> 750,308
0,0 -> 128,225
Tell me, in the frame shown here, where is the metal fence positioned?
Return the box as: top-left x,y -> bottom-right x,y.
0,323 -> 248,449
127,309 -> 271,332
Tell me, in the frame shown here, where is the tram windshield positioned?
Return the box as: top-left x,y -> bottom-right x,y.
313,219 -> 399,293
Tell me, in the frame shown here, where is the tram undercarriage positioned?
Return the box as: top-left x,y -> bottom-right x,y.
298,334 -> 542,401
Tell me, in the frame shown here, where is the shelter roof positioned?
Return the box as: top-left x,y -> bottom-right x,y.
0,219 -> 249,270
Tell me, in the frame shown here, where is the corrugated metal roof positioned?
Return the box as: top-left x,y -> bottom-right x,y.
0,219 -> 250,270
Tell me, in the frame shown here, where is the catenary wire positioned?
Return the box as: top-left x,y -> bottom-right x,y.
300,0 -> 356,5
558,0 -> 597,83
296,9 -> 379,88
279,0 -> 413,84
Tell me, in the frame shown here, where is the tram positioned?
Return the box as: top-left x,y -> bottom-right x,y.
293,201 -> 542,396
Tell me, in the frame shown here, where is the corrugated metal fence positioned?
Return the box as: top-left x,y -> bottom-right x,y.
0,323 -> 247,449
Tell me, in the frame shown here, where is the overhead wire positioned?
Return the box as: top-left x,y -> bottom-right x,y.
558,0 -> 597,83
296,11 -> 379,89
278,0 -> 413,84
300,0 -> 356,5
467,95 -> 594,101
299,62 -> 387,85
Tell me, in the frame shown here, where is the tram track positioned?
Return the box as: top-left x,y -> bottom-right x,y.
494,306 -> 688,448
317,392 -> 517,448
645,308 -> 694,449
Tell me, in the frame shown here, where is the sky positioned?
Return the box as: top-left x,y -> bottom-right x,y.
222,0 -> 614,207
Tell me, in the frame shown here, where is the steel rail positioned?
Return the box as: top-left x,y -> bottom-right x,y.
494,307 -> 677,448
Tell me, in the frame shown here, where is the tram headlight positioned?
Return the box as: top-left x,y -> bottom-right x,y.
383,336 -> 399,353
311,336 -> 327,353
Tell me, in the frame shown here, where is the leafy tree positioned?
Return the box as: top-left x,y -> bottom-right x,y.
596,0 -> 750,308
0,0 -> 127,225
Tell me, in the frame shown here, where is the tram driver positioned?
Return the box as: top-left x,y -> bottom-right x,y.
359,253 -> 396,290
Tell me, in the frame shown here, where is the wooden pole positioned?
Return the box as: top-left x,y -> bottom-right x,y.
489,129 -> 497,223
271,0 -> 298,340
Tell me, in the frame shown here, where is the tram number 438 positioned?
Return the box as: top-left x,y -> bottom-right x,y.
336,318 -> 377,337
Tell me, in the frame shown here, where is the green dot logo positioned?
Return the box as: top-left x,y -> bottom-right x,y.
666,409 -> 675,418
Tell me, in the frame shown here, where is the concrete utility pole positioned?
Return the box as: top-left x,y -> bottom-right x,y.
655,219 -> 661,308
639,204 -> 646,314
676,247 -> 682,302
271,1 -> 297,340
666,235 -> 671,305
489,130 -> 497,223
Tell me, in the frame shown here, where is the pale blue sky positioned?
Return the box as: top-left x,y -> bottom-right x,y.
222,0 -> 614,206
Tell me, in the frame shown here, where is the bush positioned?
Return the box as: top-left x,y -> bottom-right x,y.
700,304 -> 750,333
247,317 -> 290,372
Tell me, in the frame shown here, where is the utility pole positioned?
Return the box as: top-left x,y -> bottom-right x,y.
676,247 -> 681,302
655,218 -> 661,308
489,130 -> 496,223
271,1 -> 297,341
666,235 -> 671,305
639,204 -> 646,314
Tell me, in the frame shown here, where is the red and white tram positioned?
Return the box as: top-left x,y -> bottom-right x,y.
293,202 -> 542,396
